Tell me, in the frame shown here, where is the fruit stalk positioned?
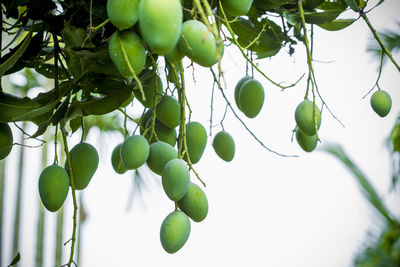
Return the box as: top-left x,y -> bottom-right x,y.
219,2 -> 301,90
298,0 -> 319,142
61,127 -> 79,267
360,12 -> 400,73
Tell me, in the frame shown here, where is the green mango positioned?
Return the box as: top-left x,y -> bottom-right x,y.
0,123 -> 13,160
109,30 -> 146,78
156,95 -> 181,129
133,72 -> 163,108
139,109 -> 154,135
66,142 -> 99,190
238,79 -> 265,118
178,20 -> 220,67
212,131 -> 235,162
145,118 -> 177,147
185,121 -> 207,164
107,0 -> 140,30
221,0 -> 254,16
160,210 -> 191,254
138,0 -> 182,55
234,76 -> 251,111
162,159 -> 189,201
296,128 -> 317,152
178,182 -> 208,222
111,143 -> 127,174
147,141 -> 178,175
39,165 -> 70,212
121,135 -> 150,169
370,90 -> 392,117
294,100 -> 321,136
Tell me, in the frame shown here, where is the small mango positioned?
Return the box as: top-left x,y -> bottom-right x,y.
178,182 -> 208,222
370,90 -> 392,117
238,78 -> 265,118
212,131 -> 235,162
121,135 -> 150,169
156,95 -> 181,129
185,122 -> 207,164
39,165 -> 70,212
161,159 -> 189,201
107,0 -> 140,30
296,128 -> 317,152
147,141 -> 178,175
221,0 -> 254,16
111,143 -> 127,174
160,210 -> 191,254
294,100 -> 321,136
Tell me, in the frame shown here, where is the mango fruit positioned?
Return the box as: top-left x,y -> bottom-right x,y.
296,128 -> 317,152
139,109 -> 154,135
370,90 -> 392,117
294,100 -> 321,136
111,143 -> 127,174
109,30 -> 146,78
221,0 -> 254,16
121,135 -> 150,169
156,95 -> 181,129
161,158 -> 189,201
0,123 -> 13,160
66,142 -> 99,190
134,72 -> 163,108
138,0 -> 182,55
39,165 -> 70,212
212,131 -> 235,162
178,20 -> 220,67
160,210 -> 191,254
145,118 -> 177,147
147,141 -> 178,175
185,121 -> 207,164
238,79 -> 265,118
234,76 -> 251,111
165,45 -> 184,65
178,182 -> 208,222
107,0 -> 140,30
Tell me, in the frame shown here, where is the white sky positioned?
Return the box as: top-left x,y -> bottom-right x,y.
2,1 -> 400,266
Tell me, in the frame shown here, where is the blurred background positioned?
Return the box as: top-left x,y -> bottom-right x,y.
1,1 -> 400,266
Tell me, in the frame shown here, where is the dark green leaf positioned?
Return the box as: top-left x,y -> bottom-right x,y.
345,0 -> 360,11
304,10 -> 343,24
318,0 -> 348,11
0,27 -> 33,78
8,252 -> 20,266
390,124 -> 400,153
35,63 -> 68,80
69,116 -> 82,133
62,21 -> 94,50
317,19 -> 356,31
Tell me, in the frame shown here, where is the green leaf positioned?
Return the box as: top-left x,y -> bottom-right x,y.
317,19 -> 356,31
318,0 -> 348,11
345,0 -> 360,11
35,63 -> 68,80
390,124 -> 400,153
0,27 -> 33,78
68,85 -> 132,117
304,10 -> 343,24
61,21 -> 94,50
8,252 -> 20,266
69,116 -> 82,133
323,144 -> 397,225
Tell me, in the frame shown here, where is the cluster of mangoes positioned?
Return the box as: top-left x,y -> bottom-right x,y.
294,100 -> 321,153
38,143 -> 99,212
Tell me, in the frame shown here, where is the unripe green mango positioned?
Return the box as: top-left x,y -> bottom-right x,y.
138,0 -> 182,55
221,0 -> 254,16
178,182 -> 208,222
0,123 -> 13,160
238,79 -> 265,118
160,210 -> 191,254
111,143 -> 127,174
156,95 -> 181,129
370,90 -> 392,117
121,135 -> 150,169
296,128 -> 317,153
147,141 -> 178,175
39,165 -> 70,212
145,118 -> 177,147
107,0 -> 140,30
212,131 -> 235,162
165,45 -> 184,65
162,158 -> 189,201
178,20 -> 220,67
294,100 -> 321,136
234,76 -> 251,111
66,142 -> 99,190
109,30 -> 146,78
139,109 -> 154,135
134,72 -> 163,108
185,121 -> 207,164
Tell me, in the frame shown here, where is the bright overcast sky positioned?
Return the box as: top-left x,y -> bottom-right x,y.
2,1 -> 400,267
